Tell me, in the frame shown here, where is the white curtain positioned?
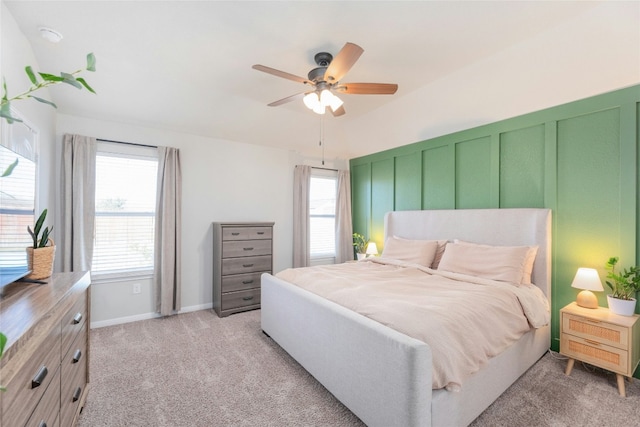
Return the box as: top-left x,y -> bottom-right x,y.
335,169 -> 354,263
154,146 -> 182,316
61,134 -> 96,272
293,165 -> 311,268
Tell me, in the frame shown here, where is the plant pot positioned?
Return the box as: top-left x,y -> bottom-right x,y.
356,253 -> 366,261
26,239 -> 56,280
607,295 -> 637,316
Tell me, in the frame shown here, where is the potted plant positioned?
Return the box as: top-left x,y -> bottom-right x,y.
605,256 -> 640,316
353,233 -> 369,261
26,209 -> 55,280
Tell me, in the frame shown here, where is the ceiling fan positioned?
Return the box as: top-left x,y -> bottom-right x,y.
252,42 -> 398,117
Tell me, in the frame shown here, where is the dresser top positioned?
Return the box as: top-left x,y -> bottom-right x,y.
213,222 -> 274,227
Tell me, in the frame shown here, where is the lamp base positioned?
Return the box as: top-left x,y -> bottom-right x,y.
576,290 -> 599,309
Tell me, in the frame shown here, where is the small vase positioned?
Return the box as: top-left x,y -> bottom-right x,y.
26,239 -> 56,280
356,253 -> 366,261
607,295 -> 637,316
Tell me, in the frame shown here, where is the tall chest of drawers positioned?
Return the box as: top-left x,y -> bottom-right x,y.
213,222 -> 274,317
0,271 -> 91,427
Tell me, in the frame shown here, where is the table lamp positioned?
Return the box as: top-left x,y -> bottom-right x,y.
571,267 -> 603,309
366,242 -> 378,258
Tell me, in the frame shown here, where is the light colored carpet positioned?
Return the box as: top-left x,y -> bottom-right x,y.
78,309 -> 640,427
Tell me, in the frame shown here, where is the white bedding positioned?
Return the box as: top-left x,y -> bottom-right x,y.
276,257 -> 549,391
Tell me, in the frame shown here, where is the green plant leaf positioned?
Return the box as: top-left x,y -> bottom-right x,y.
25,66 -> 38,85
33,209 -> 47,241
0,332 -> 6,357
27,225 -> 36,248
38,72 -> 64,82
0,103 -> 21,123
76,77 -> 96,94
1,158 -> 19,177
29,96 -> 57,109
60,73 -> 83,89
86,52 -> 96,72
2,78 -> 8,101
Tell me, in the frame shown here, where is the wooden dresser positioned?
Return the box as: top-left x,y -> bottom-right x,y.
0,271 -> 91,426
560,302 -> 640,397
213,222 -> 274,317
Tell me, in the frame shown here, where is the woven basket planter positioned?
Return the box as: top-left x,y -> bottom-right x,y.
26,238 -> 56,280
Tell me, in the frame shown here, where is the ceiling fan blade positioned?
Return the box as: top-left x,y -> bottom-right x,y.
267,92 -> 305,107
331,105 -> 346,117
334,83 -> 398,95
324,42 -> 364,83
252,64 -> 311,85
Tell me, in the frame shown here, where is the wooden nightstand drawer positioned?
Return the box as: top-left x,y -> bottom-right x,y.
222,239 -> 272,258
222,255 -> 272,276
562,312 -> 628,349
223,226 -> 272,241
221,289 -> 261,310
221,272 -> 262,292
561,333 -> 628,374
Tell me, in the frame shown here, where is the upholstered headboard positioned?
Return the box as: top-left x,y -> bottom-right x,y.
384,209 -> 552,298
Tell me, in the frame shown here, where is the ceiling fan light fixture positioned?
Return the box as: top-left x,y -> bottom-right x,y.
328,94 -> 344,112
312,104 -> 326,115
303,92 -> 319,110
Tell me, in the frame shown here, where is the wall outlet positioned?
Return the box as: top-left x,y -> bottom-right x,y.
132,283 -> 141,294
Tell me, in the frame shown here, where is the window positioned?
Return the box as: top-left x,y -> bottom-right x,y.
92,143 -> 157,279
309,169 -> 337,265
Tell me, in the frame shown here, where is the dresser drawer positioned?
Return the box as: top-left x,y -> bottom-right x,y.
222,272 -> 263,292
223,226 -> 272,241
24,366 -> 60,427
563,312 -> 628,349
221,289 -> 261,310
61,291 -> 87,357
2,324 -> 61,427
222,255 -> 272,275
561,333 -> 628,375
60,325 -> 88,427
222,239 -> 272,258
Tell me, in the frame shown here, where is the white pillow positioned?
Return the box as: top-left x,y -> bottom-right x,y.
381,237 -> 440,268
437,241 -> 538,285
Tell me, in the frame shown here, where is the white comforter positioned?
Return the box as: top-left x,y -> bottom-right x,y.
275,258 -> 550,391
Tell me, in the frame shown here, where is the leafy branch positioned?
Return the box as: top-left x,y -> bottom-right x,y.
1,53 -> 96,124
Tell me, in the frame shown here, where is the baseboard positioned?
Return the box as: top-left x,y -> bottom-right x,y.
90,302 -> 214,329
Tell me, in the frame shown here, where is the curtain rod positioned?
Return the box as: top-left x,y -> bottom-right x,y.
311,166 -> 337,172
97,138 -> 158,149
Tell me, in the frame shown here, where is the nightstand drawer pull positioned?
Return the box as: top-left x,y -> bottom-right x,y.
585,339 -> 601,346
242,280 -> 254,285
31,366 -> 48,389
243,263 -> 254,268
73,312 -> 83,324
585,318 -> 601,324
243,247 -> 254,251
72,386 -> 82,402
73,349 -> 82,363
232,232 -> 240,236
257,232 -> 265,235
242,296 -> 254,301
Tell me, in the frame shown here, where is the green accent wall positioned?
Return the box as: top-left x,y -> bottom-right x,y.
350,85 -> 640,370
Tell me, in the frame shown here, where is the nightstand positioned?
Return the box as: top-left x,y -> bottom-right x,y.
560,302 -> 640,397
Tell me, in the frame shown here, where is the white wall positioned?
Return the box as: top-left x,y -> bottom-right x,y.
56,114 -> 309,326
1,1 -> 57,220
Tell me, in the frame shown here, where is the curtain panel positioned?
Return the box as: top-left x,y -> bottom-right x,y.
293,165 -> 311,268
61,134 -> 97,272
335,169 -> 354,263
154,146 -> 182,316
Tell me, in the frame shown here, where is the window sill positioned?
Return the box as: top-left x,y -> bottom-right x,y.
91,269 -> 153,284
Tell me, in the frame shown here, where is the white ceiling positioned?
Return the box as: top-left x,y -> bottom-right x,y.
3,1 -> 640,160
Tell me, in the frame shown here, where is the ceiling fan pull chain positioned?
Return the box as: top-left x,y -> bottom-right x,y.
319,116 -> 325,165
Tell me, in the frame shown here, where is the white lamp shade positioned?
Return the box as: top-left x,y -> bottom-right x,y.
366,242 -> 378,256
571,268 -> 604,291
303,92 -> 319,110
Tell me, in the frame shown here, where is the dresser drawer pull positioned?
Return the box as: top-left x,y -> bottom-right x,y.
584,339 -> 602,346
242,280 -> 254,285
31,366 -> 48,389
73,312 -> 83,324
243,263 -> 254,268
72,386 -> 82,402
231,232 -> 240,236
39,422 -> 47,427
73,349 -> 83,363
243,247 -> 254,251
242,296 -> 254,301
257,232 -> 265,235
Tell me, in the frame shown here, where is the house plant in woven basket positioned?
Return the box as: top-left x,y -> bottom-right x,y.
605,256 -> 640,316
26,209 -> 55,280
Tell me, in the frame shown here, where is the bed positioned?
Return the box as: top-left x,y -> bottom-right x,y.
261,208 -> 551,427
